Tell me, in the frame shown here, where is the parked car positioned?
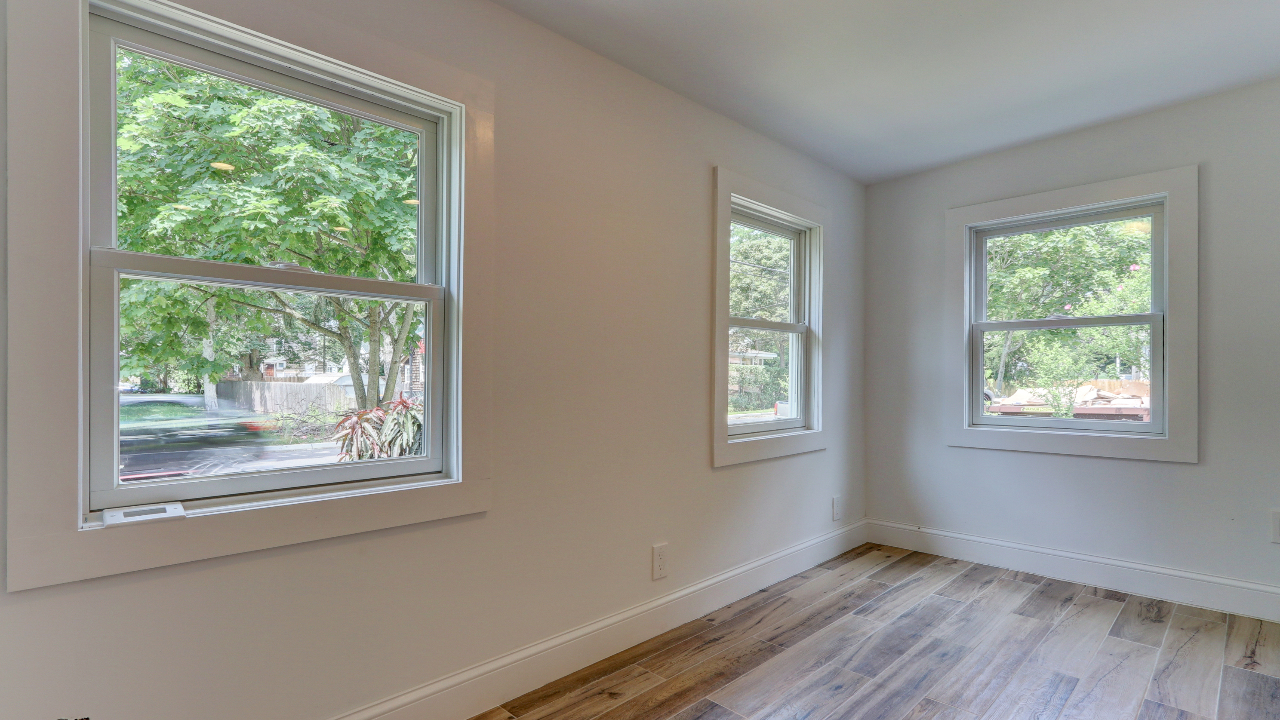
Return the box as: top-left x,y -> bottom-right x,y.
118,394 -> 277,481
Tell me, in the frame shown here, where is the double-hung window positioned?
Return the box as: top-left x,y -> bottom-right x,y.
727,211 -> 809,435
972,205 -> 1165,433
714,168 -> 826,467
945,167 -> 1199,462
86,15 -> 455,511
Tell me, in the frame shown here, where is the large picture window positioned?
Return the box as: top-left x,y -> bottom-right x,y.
87,16 -> 451,510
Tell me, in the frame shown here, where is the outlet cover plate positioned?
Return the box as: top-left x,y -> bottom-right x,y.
652,543 -> 668,580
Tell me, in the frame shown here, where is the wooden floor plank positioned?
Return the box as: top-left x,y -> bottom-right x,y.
1025,594 -> 1125,677
1110,596 -> 1176,648
853,558 -> 970,624
504,619 -> 713,716
823,637 -> 971,720
1012,578 -> 1085,624
468,708 -> 516,720
1225,615 -> 1280,677
1081,586 -> 1129,603
1146,614 -> 1228,718
594,639 -> 783,720
702,568 -> 827,625
786,548 -> 910,606
865,551 -> 942,586
1003,570 -> 1047,585
903,698 -> 977,720
761,578 -> 890,648
935,564 -> 1007,603
978,665 -> 1078,720
1175,606 -> 1228,624
1217,665 -> 1280,720
774,613 -> 884,673
1057,636 -> 1161,720
709,616 -> 878,717
1138,698 -> 1211,720
838,594 -> 964,678
927,613 -> 1053,715
518,666 -> 665,720
641,596 -> 806,677
745,662 -> 870,720
817,543 -> 883,570
668,699 -> 743,720
933,578 -> 1039,648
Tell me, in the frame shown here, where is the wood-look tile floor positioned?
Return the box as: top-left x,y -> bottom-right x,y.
469,545 -> 1280,720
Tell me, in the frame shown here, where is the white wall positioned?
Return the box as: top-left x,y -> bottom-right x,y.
864,75 -> 1280,606
0,1 -> 864,719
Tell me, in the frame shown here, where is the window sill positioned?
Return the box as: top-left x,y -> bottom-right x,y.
714,426 -> 827,467
9,474 -> 490,591
945,422 -> 1195,463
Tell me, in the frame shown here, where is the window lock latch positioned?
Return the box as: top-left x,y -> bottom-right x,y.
102,502 -> 186,528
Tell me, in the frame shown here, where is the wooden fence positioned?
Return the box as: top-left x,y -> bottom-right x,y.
1089,379 -> 1150,395
216,380 -> 354,415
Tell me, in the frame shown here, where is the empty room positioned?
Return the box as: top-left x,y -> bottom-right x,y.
4,1 -> 1280,719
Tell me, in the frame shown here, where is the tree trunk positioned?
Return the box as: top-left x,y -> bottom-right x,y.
995,330 -> 1014,395
381,303 -> 417,404
201,298 -> 220,411
331,298 -> 368,410
366,304 -> 383,410
239,349 -> 265,382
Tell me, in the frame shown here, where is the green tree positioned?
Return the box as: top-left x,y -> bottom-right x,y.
727,224 -> 793,413
984,218 -> 1151,397
115,48 -> 425,410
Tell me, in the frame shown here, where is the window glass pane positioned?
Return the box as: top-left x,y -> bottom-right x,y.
729,221 -> 793,322
985,216 -> 1152,321
115,48 -> 422,282
728,327 -> 798,426
118,277 -> 428,481
982,325 -> 1151,422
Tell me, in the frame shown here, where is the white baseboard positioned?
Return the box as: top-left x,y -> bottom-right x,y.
330,521 -> 869,720
865,518 -> 1280,623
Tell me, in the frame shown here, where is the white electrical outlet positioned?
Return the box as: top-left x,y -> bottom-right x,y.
1272,510 -> 1280,544
832,496 -> 844,522
652,543 -> 668,580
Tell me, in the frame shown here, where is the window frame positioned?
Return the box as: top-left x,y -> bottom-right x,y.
968,203 -> 1166,435
86,16 -> 450,510
726,209 -> 809,437
4,0 -> 492,591
943,166 -> 1199,463
713,167 -> 826,467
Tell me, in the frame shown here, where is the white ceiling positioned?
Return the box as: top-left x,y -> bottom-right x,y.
491,0 -> 1280,182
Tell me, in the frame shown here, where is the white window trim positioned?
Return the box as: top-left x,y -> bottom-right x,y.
943,166 -> 1199,463
713,167 -> 826,467
5,0 -> 495,590
85,15 -> 449,509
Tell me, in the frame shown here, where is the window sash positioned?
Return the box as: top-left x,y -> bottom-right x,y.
966,201 -> 1167,436
969,318 -> 1164,432
962,199 -> 1167,430
726,324 -> 808,436
725,206 -> 811,436
87,16 -> 450,510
